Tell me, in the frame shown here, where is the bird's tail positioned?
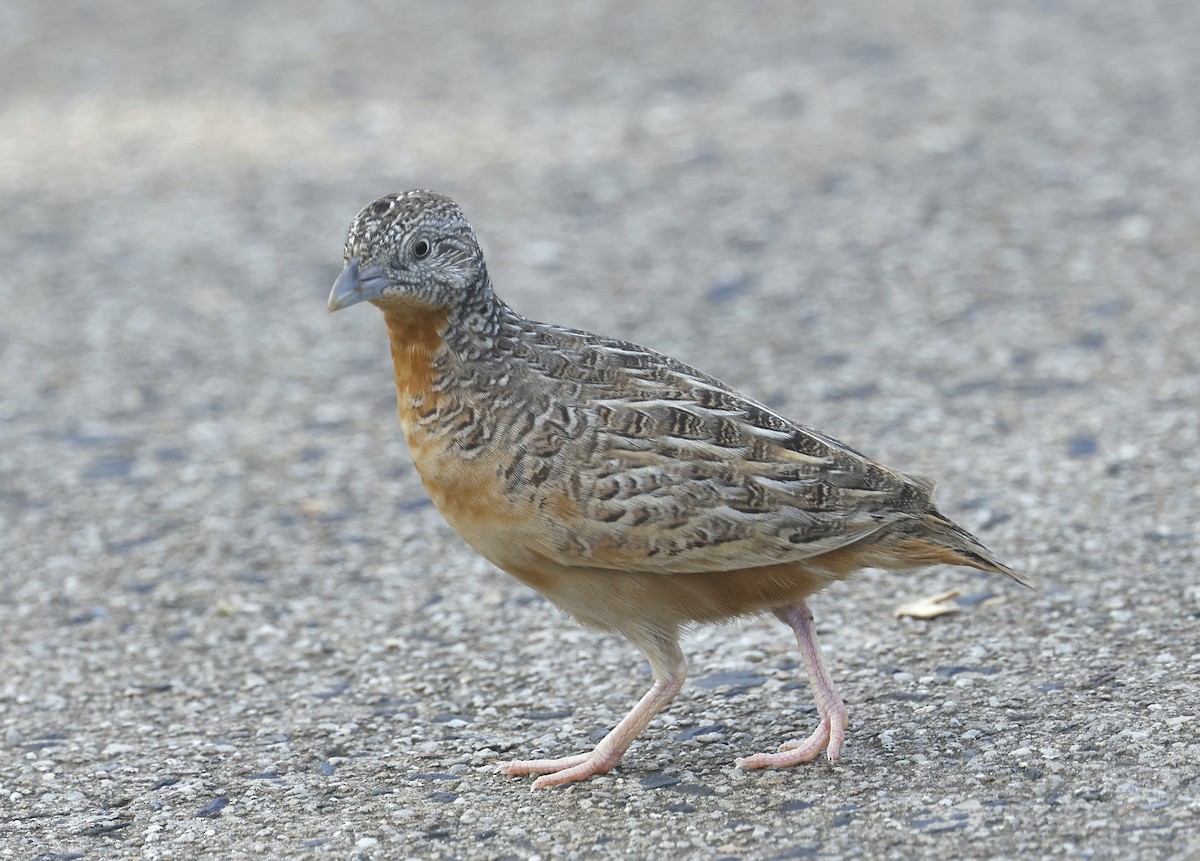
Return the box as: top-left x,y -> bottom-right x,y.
894,510 -> 1033,589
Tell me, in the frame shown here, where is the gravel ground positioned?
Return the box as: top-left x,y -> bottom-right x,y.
3,2 -> 1198,859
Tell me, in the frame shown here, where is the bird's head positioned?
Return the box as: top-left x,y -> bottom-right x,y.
328,190 -> 486,314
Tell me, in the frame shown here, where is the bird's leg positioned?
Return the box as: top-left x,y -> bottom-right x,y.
502,634 -> 686,789
737,600 -> 848,769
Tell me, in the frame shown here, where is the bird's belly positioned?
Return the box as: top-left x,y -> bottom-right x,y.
402,420 -> 554,566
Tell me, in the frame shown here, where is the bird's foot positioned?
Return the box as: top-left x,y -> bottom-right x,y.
502,638 -> 687,788
501,750 -> 620,789
735,698 -> 848,770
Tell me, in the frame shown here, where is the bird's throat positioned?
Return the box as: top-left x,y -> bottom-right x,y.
382,305 -> 452,424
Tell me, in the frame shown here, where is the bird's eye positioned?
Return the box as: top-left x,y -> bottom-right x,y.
412,238 -> 432,260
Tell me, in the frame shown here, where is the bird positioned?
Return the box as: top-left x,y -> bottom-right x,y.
327,189 -> 1029,789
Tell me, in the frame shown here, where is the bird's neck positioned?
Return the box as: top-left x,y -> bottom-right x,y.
380,281 -> 512,424
441,282 -> 509,360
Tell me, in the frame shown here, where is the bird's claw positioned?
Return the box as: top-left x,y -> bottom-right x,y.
735,700 -> 848,770
501,751 -> 617,788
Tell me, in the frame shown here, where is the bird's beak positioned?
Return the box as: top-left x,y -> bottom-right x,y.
327,258 -> 391,312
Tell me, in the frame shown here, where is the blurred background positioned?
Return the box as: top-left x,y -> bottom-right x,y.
2,1 -> 1198,858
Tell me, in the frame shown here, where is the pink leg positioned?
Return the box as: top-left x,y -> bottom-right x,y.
737,601 -> 848,769
502,634 -> 686,789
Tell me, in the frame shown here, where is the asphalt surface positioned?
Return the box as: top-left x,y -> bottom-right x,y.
2,2 -> 1198,859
